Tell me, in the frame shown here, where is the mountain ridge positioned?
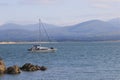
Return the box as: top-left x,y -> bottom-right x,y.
0,18 -> 120,41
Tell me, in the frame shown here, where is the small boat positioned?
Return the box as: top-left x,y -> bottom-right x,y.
28,45 -> 57,52
28,19 -> 57,53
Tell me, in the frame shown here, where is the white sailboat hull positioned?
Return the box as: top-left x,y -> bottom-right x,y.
28,46 -> 57,53
29,49 -> 57,53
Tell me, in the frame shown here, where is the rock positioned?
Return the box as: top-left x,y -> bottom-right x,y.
40,66 -> 47,71
20,63 -> 34,71
20,63 -> 44,71
6,65 -> 21,74
35,65 -> 41,70
0,59 -> 6,74
0,57 -> 47,74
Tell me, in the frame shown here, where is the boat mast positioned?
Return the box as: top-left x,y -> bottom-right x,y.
38,19 -> 51,45
41,22 -> 51,42
38,19 -> 42,46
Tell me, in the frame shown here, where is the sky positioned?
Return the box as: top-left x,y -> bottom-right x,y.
0,0 -> 120,26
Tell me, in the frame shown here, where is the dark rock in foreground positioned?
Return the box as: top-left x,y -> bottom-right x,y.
0,58 -> 47,75
20,63 -> 47,71
6,65 -> 21,74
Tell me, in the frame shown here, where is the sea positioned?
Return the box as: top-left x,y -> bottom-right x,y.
0,42 -> 120,80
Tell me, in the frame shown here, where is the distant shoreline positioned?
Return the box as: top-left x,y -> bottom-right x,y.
1,40 -> 120,44
0,42 -> 58,44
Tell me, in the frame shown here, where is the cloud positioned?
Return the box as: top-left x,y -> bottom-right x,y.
20,0 -> 57,5
89,0 -> 120,9
93,4 -> 110,9
0,1 -> 10,6
0,0 -> 58,6
0,0 -> 20,6
0,3 -> 9,6
91,0 -> 120,3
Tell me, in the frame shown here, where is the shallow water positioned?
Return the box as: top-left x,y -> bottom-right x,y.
1,42 -> 120,80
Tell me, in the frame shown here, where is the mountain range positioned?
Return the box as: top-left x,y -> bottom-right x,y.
0,18 -> 120,41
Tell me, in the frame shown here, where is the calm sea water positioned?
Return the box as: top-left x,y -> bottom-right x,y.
1,42 -> 120,80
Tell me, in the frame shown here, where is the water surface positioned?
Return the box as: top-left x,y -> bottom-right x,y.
0,42 -> 120,80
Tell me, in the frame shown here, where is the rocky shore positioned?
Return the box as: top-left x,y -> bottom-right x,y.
0,58 -> 6,74
0,59 -> 47,75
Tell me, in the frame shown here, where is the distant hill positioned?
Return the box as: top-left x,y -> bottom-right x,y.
0,18 -> 120,41
0,23 -> 60,31
59,19 -> 120,41
108,18 -> 120,27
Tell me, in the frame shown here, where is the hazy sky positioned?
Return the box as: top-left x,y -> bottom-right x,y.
0,0 -> 120,25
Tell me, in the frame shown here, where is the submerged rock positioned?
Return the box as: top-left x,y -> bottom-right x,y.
6,65 -> 21,74
0,59 -> 6,74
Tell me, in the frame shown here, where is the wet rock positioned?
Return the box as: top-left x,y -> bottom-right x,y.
20,63 -> 46,71
0,59 -> 6,74
6,65 -> 21,74
20,63 -> 35,71
40,66 -> 47,71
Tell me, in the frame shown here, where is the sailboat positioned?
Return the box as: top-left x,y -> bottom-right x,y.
28,19 -> 57,52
